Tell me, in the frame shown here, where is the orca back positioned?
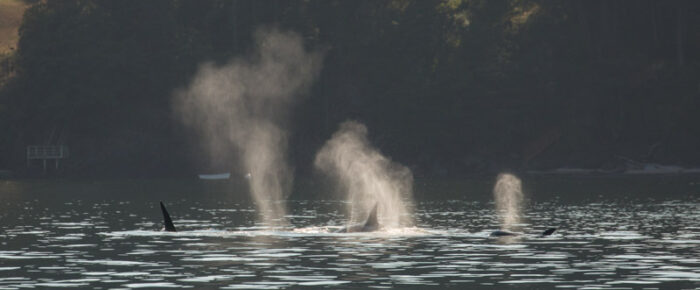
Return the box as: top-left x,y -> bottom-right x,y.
490,230 -> 517,237
541,228 -> 556,236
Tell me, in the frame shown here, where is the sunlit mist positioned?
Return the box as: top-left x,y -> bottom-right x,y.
493,173 -> 524,230
174,28 -> 324,226
314,121 -> 414,229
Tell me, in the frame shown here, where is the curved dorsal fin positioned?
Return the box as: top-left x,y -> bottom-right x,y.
363,203 -> 379,230
160,201 -> 177,232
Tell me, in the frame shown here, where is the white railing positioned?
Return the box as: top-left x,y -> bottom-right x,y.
26,145 -> 69,159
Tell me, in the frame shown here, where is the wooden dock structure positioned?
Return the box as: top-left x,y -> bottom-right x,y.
26,145 -> 69,172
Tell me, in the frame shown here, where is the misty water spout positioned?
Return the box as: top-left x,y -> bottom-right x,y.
314,121 -> 414,229
174,28 -> 324,226
493,173 -> 524,231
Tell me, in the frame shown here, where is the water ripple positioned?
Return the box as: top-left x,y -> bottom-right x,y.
0,198 -> 697,289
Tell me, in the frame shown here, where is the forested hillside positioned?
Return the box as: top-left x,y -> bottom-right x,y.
1,0 -> 699,177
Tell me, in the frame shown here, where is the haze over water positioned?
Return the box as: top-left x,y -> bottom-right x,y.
0,177 -> 698,289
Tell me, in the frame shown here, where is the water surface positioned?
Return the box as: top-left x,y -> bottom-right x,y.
0,177 -> 698,289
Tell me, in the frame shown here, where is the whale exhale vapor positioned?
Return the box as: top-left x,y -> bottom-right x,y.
493,173 -> 523,231
314,121 -> 415,231
490,173 -> 557,238
173,28 -> 324,226
160,121 -> 411,234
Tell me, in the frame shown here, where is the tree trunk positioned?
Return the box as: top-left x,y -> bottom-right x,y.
676,0 -> 685,67
650,1 -> 658,44
575,1 -> 593,59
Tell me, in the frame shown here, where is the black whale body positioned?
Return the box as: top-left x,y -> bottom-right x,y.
490,228 -> 556,237
158,201 -> 382,233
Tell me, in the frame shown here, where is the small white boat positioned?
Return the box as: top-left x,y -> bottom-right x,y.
198,172 -> 231,180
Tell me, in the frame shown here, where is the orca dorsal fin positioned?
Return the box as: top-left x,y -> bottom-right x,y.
160,201 -> 177,232
541,228 -> 556,236
363,203 -> 379,230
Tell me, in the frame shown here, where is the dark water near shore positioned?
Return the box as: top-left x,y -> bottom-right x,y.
0,176 -> 698,289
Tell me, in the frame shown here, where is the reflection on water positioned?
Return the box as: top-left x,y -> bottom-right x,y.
0,181 -> 698,289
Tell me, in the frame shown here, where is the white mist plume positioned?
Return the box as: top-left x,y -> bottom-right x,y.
493,173 -> 524,230
314,121 -> 414,229
174,28 -> 324,226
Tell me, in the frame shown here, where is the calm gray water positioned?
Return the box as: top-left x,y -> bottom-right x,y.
0,177 -> 699,289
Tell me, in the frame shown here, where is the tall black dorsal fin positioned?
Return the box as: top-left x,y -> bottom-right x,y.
160,201 -> 177,232
541,228 -> 556,236
363,203 -> 379,230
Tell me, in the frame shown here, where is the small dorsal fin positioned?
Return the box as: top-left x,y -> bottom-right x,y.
160,201 -> 177,232
363,203 -> 379,230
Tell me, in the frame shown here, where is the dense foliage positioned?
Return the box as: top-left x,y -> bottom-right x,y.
1,0 -> 699,177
